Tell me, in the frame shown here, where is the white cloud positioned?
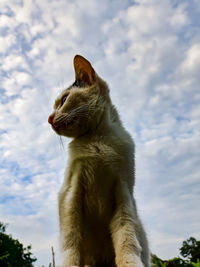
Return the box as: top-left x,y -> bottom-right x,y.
181,43 -> 200,74
2,71 -> 32,96
0,34 -> 16,54
0,14 -> 15,28
1,54 -> 29,71
13,0 -> 33,25
169,3 -> 190,29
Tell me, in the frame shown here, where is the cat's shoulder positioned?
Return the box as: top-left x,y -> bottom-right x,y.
69,138 -> 117,159
68,131 -> 134,163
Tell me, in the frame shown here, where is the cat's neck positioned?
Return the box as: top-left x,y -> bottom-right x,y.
70,103 -> 132,146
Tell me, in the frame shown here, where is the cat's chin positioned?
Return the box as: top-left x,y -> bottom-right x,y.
52,119 -> 89,137
51,126 -> 60,136
52,125 -> 78,138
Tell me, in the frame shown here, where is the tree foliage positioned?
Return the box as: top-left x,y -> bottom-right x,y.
0,222 -> 37,267
180,237 -> 200,263
152,254 -> 191,267
152,237 -> 200,267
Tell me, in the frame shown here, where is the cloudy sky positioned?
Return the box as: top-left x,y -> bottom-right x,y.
0,0 -> 200,266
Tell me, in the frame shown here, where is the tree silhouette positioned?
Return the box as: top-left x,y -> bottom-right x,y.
180,237 -> 200,263
0,222 -> 37,267
152,237 -> 200,267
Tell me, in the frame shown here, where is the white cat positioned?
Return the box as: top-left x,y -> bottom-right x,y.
48,55 -> 150,267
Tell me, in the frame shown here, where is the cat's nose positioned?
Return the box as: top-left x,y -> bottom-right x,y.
48,113 -> 55,125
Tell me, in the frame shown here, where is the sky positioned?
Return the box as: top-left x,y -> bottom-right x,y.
0,0 -> 200,266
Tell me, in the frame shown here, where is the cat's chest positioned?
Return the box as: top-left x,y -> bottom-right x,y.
81,163 -> 114,216
67,156 -> 115,218
83,185 -> 114,223
67,141 -> 122,217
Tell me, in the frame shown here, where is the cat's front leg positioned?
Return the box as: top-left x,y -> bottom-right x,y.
61,249 -> 81,267
59,174 -> 83,267
110,182 -> 145,267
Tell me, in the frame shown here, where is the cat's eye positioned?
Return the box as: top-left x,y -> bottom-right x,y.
61,94 -> 68,105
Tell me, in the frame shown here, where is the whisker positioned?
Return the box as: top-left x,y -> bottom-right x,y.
59,136 -> 65,150
55,113 -> 67,123
54,104 -> 97,126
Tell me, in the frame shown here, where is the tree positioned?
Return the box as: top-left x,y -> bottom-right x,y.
152,237 -> 200,267
0,221 -> 37,267
180,237 -> 200,263
152,254 -> 167,267
151,254 -> 191,267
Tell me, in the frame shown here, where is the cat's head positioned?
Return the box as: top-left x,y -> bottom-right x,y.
48,55 -> 110,138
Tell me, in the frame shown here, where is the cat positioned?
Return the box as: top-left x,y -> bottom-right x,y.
48,55 -> 150,267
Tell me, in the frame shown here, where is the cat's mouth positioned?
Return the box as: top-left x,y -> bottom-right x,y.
51,124 -> 60,133
52,115 -> 78,133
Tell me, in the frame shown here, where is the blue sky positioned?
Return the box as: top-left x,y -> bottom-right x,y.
0,0 -> 200,266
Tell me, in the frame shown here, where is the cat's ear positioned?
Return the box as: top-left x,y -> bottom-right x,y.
73,55 -> 96,86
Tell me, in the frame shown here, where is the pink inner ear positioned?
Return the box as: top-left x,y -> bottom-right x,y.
74,55 -> 95,85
